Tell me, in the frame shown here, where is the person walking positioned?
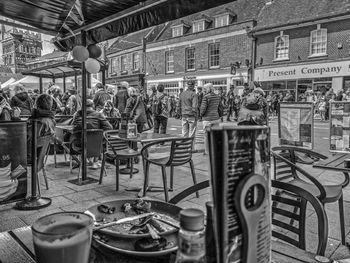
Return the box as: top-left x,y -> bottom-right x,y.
200,83 -> 221,155
196,86 -> 203,120
179,80 -> 198,149
114,82 -> 129,113
93,83 -> 110,112
226,85 -> 235,121
153,84 -> 169,134
124,87 -> 147,133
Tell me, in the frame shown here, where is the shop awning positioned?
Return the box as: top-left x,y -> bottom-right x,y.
0,0 -> 236,50
21,60 -> 107,79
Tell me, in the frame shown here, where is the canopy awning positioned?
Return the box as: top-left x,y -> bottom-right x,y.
0,0 -> 235,50
21,60 -> 108,79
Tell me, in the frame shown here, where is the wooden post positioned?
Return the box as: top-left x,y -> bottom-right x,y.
81,30 -> 87,182
39,77 -> 43,94
102,66 -> 106,85
63,73 -> 66,93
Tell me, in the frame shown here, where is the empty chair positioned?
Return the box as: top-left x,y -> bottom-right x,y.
99,130 -> 140,191
36,134 -> 53,190
272,146 -> 348,245
271,180 -> 328,256
141,137 -> 199,202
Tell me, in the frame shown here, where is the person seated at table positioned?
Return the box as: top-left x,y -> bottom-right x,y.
100,100 -> 121,118
27,94 -> 56,163
72,99 -> 112,169
10,84 -> 33,116
124,86 -> 147,133
0,95 -> 21,121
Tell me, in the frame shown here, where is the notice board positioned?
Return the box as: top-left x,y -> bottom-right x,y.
0,121 -> 27,205
278,102 -> 314,149
330,101 -> 350,153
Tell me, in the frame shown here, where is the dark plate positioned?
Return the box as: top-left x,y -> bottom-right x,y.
87,199 -> 181,238
93,232 -> 178,257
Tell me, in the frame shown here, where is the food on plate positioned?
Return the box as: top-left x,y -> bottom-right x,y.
134,237 -> 167,252
98,204 -> 116,214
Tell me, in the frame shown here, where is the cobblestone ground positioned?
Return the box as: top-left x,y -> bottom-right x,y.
0,119 -> 349,260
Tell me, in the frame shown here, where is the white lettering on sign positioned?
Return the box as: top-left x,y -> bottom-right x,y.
254,60 -> 350,81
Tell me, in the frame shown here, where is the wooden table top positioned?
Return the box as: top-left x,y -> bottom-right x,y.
313,153 -> 350,173
1,226 -> 348,263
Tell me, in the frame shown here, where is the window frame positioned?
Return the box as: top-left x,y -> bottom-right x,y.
274,34 -> 290,61
132,52 -> 140,71
165,50 -> 174,73
208,42 -> 220,69
120,55 -> 127,72
110,57 -> 118,76
172,26 -> 183,37
185,47 -> 196,71
215,15 -> 229,28
193,20 -> 205,33
309,26 -> 327,57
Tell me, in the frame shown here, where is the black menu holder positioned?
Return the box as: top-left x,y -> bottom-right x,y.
207,123 -> 271,263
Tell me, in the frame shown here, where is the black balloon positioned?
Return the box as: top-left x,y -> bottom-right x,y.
88,44 -> 102,59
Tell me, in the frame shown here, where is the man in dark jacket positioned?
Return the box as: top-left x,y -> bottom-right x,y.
179,80 -> 198,148
93,83 -> 110,112
114,82 -> 129,113
10,84 -> 33,116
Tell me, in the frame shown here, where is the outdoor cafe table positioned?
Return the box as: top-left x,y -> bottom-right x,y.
0,226 -> 347,263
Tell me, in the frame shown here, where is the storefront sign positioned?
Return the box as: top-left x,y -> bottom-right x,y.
0,121 -> 27,205
255,60 -> 350,81
278,102 -> 314,149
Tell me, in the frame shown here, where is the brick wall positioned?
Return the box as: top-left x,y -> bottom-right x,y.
255,18 -> 350,68
108,49 -> 143,77
146,21 -> 254,77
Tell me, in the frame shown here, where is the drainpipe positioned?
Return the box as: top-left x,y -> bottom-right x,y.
142,37 -> 146,92
251,35 -> 257,82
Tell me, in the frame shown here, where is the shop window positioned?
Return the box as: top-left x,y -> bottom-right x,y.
132,52 -> 140,71
120,55 -> 127,72
208,43 -> 220,68
172,26 -> 183,37
110,57 -> 117,75
193,21 -> 205,33
215,15 -> 229,28
310,25 -> 327,57
186,47 -> 195,71
274,32 -> 289,60
165,50 -> 174,73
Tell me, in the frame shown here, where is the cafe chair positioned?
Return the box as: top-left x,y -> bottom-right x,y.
141,137 -> 199,202
272,147 -> 348,245
70,129 -> 105,181
271,180 -> 328,256
99,130 -> 140,191
169,180 -> 210,204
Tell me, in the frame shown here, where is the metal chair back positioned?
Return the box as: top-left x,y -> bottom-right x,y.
104,130 -> 129,153
271,180 -> 328,256
37,135 -> 53,172
71,129 -> 104,158
167,137 -> 194,166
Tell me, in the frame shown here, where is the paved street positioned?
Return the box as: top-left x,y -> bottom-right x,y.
0,118 -> 348,260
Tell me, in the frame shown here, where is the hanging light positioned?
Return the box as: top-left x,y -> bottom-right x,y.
85,58 -> 100,74
72,45 -> 89,62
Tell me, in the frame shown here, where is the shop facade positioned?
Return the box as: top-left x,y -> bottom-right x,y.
254,60 -> 350,101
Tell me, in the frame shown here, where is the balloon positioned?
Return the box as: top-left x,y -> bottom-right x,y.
72,45 -> 89,62
85,58 -> 100,74
87,44 -> 102,59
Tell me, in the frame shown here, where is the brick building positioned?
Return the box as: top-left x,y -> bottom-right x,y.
253,0 -> 350,100
145,0 -> 266,96
106,26 -> 165,88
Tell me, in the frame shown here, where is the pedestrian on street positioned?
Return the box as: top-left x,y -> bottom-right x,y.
124,87 -> 147,133
179,80 -> 198,149
153,84 -> 169,134
93,83 -> 110,112
226,85 -> 235,121
114,82 -> 129,113
200,83 -> 221,155
197,86 -> 203,121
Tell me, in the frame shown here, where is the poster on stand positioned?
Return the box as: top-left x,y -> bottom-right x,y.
330,101 -> 350,153
0,121 -> 27,205
278,102 -> 314,149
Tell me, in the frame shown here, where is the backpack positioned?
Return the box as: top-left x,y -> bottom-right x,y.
152,95 -> 164,116
244,92 -> 260,110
